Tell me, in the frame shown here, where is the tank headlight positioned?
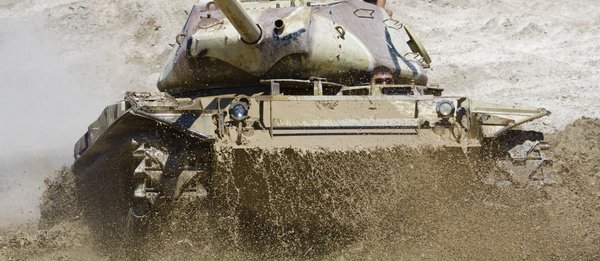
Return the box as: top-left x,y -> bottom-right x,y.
436,100 -> 455,117
229,102 -> 249,122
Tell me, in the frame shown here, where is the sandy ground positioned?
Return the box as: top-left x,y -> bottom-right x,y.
0,0 -> 599,260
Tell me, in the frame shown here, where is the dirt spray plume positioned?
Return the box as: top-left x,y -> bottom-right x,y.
78,118 -> 599,260
13,117 -> 597,261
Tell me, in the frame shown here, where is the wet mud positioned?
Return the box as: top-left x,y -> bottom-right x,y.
2,118 -> 600,260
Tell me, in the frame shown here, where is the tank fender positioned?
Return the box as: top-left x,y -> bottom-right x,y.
74,92 -> 216,163
463,100 -> 550,138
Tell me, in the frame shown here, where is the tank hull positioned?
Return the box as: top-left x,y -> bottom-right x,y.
73,90 -> 551,248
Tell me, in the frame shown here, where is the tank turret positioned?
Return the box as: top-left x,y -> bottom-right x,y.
157,0 -> 430,94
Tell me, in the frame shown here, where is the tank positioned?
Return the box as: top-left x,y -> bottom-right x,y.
72,0 -> 552,252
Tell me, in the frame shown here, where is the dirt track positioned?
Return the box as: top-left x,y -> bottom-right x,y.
1,0 -> 600,260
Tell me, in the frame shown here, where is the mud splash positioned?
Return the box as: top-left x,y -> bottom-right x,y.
210,146 -> 477,258
1,168 -> 98,260
2,118 -> 600,260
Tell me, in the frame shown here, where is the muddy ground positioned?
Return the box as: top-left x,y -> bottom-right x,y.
1,0 -> 600,260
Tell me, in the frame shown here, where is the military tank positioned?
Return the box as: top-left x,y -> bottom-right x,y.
73,0 -> 552,249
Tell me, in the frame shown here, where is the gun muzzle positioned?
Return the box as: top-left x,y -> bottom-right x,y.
214,0 -> 262,44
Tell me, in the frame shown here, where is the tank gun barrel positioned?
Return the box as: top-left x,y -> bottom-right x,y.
214,0 -> 262,44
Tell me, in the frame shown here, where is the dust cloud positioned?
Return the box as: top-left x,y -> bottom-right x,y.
0,0 -> 193,228
1,0 -> 196,225
0,17 -> 119,225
